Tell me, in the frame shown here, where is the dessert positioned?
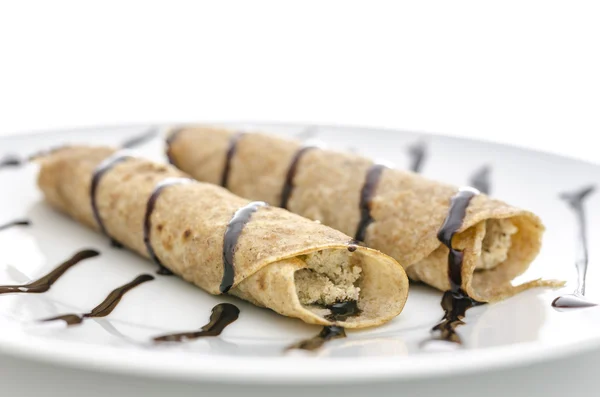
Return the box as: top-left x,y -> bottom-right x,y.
166,126 -> 561,303
35,146 -> 409,328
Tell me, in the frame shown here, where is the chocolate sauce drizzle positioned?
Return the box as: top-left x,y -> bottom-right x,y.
120,127 -> 159,149
0,154 -> 23,169
221,132 -> 245,188
0,219 -> 31,232
27,145 -> 69,162
1,145 -> 70,171
144,178 -> 194,275
165,127 -> 186,166
326,301 -> 361,322
221,201 -> 268,293
90,152 -> 133,247
469,165 -> 491,195
0,249 -> 99,295
41,274 -> 154,326
288,326 -> 347,351
280,146 -> 316,209
430,291 -> 482,344
355,164 -> 387,242
429,187 -> 481,344
552,185 -> 597,308
153,303 -> 240,342
437,188 -> 478,292
346,239 -> 367,253
408,141 -> 427,173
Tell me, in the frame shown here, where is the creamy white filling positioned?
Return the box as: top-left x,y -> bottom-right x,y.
476,218 -> 518,270
294,250 -> 362,306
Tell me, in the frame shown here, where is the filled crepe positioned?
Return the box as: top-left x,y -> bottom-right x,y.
166,126 -> 562,302
36,146 -> 408,328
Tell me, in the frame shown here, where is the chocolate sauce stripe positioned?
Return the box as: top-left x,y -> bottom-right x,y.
429,290 -> 482,344
430,187 -> 481,344
436,188 -> 478,292
325,301 -> 361,322
120,127 -> 159,149
280,146 -> 316,209
42,274 -> 154,326
221,132 -> 245,188
469,165 -> 491,195
153,303 -> 240,342
552,185 -> 597,308
0,249 -> 100,295
287,326 -> 347,351
143,177 -> 194,275
0,154 -> 23,169
0,219 -> 31,232
408,141 -> 427,173
221,201 -> 268,293
3,128 -> 156,172
355,164 -> 387,242
90,152 -> 134,245
1,146 -> 70,171
86,274 -> 155,317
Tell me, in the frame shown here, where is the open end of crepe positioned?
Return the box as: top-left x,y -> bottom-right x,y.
475,218 -> 518,270
287,247 -> 408,328
466,214 -> 563,302
294,249 -> 362,308
231,245 -> 407,329
406,210 -> 558,303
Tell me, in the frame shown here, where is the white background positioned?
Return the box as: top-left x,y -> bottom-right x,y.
1,1 -> 599,396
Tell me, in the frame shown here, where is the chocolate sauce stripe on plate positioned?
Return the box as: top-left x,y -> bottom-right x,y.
0,154 -> 23,169
154,303 -> 240,342
0,249 -> 100,295
1,146 -> 70,171
0,219 -> 31,232
469,165 -> 491,195
407,141 -> 427,173
288,326 -> 347,351
120,127 -> 159,149
42,274 -> 154,326
552,185 -> 597,308
428,290 -> 482,344
2,128 -> 155,172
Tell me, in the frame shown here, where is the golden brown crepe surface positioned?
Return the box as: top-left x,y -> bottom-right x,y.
36,146 -> 409,328
167,126 -> 563,302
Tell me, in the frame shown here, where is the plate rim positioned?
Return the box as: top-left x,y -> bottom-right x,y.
0,325 -> 598,384
0,122 -> 596,384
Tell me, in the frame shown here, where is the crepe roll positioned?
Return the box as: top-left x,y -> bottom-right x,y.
166,126 -> 562,302
36,146 -> 408,328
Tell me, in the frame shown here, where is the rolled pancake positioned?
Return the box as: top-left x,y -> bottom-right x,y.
36,146 -> 408,328
166,126 -> 563,302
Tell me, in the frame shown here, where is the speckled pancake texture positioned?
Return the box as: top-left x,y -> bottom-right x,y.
36,146 -> 408,328
167,126 -> 563,302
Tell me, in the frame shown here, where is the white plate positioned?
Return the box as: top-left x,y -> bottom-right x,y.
0,123 -> 598,384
